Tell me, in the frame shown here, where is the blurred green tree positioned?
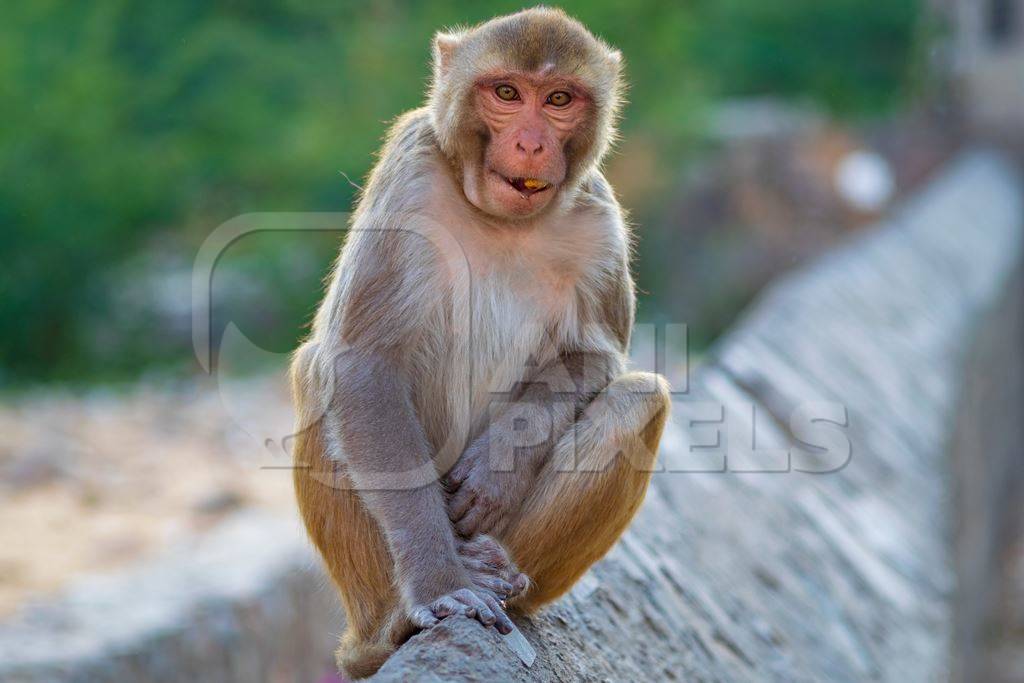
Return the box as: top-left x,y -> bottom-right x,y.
0,0 -> 921,384
692,0 -> 923,113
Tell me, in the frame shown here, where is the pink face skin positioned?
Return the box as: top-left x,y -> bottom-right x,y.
462,69 -> 590,220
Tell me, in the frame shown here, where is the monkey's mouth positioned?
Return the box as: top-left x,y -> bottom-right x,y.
501,175 -> 551,197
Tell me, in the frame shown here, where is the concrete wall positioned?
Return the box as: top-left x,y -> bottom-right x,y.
949,257 -> 1024,681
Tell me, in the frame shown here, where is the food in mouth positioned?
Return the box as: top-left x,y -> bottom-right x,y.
504,175 -> 551,195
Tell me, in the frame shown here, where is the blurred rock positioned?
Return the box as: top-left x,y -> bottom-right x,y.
193,488 -> 245,516
3,450 -> 72,490
641,102 -> 961,345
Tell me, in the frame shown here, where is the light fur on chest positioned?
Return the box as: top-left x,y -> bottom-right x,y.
413,185 -> 609,458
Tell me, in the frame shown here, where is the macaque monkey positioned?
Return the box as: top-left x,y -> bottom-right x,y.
291,7 -> 670,677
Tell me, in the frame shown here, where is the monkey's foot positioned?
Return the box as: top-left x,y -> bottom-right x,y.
457,535 -> 531,602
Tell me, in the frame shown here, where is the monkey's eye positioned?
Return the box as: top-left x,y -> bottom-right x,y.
547,91 -> 572,107
495,85 -> 519,101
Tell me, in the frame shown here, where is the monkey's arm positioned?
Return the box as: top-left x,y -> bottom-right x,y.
445,350 -> 623,537
330,348 -> 513,632
321,212 -> 517,631
332,350 -> 460,597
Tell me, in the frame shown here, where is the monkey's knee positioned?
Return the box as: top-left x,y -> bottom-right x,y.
636,375 -> 671,464
567,371 -> 670,474
505,374 -> 669,607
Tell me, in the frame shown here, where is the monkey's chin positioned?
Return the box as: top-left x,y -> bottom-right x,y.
468,170 -> 557,220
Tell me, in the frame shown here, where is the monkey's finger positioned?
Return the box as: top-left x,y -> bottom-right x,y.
452,589 -> 495,627
506,572 -> 531,598
454,450 -> 481,483
461,557 -> 500,575
447,487 -> 476,521
441,468 -> 469,492
441,469 -> 464,493
480,593 -> 514,635
475,576 -> 514,598
458,536 -> 499,562
409,606 -> 439,629
466,535 -> 511,569
432,596 -> 473,619
454,505 -> 488,537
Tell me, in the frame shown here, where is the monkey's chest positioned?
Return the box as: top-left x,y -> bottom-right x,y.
467,268 -> 576,386
466,274 -> 575,429
416,266 -> 579,453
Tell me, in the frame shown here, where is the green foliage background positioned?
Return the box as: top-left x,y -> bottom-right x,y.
0,0 -> 922,384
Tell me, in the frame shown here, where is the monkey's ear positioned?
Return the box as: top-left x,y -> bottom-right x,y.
433,31 -> 464,76
606,49 -> 623,68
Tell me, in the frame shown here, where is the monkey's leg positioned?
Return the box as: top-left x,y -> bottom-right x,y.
293,418 -> 404,678
496,371 -> 671,610
295,422 -> 529,677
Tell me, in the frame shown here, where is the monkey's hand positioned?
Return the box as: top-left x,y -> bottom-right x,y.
444,433 -> 538,537
406,554 -> 519,635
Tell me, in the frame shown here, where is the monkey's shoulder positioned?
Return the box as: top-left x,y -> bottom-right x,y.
573,167 -> 618,210
380,108 -> 438,161
355,108 -> 443,216
558,171 -> 628,258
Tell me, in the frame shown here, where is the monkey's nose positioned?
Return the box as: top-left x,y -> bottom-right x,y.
515,139 -> 544,155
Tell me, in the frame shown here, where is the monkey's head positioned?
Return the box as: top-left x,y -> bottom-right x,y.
429,8 -> 624,220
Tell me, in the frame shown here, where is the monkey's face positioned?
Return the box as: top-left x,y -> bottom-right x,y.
461,72 -> 589,220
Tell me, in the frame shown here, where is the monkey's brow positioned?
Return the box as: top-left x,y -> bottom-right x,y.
474,72 -> 592,94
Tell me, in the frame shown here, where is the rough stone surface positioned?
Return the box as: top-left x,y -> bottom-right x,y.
0,151 -> 1020,682
949,257 -> 1024,681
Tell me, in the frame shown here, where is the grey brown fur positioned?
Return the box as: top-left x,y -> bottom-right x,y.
290,8 -> 669,677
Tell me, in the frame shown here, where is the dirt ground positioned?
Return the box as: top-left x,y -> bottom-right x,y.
0,374 -> 298,616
